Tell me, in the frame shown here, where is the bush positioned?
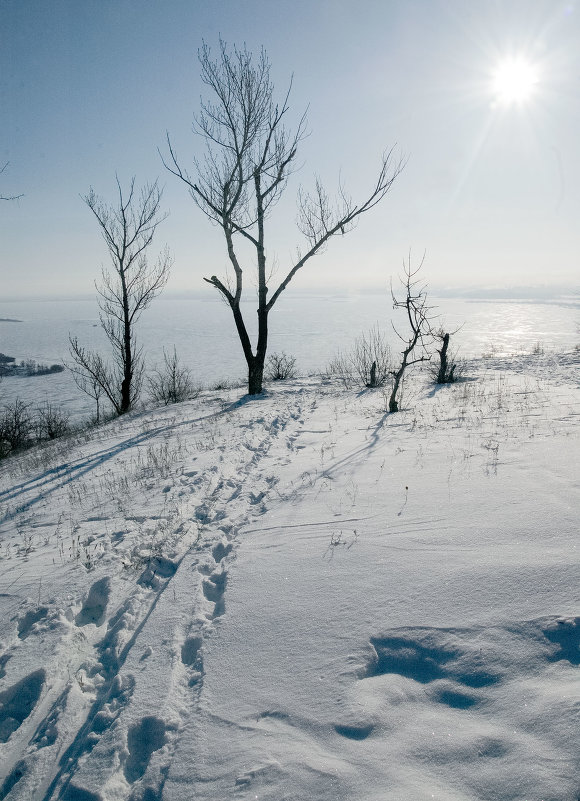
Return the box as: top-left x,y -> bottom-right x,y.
36,402 -> 70,440
0,399 -> 34,456
326,327 -> 392,388
148,348 -> 199,405
265,352 -> 297,381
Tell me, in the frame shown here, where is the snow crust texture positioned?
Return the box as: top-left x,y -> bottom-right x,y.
0,352 -> 578,800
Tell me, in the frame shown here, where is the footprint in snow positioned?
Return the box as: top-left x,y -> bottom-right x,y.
202,570 -> 227,618
181,635 -> 202,668
75,577 -> 111,627
17,606 -> 49,639
249,490 -> 266,505
543,617 -> 580,665
0,653 -> 11,680
0,760 -> 27,800
124,716 -> 167,783
211,540 -> 232,563
138,556 -> 178,589
334,722 -> 374,740
31,684 -> 70,749
0,668 -> 45,743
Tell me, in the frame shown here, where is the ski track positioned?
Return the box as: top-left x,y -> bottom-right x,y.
0,387 -> 315,801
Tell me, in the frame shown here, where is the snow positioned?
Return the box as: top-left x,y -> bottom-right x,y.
0,352 -> 578,801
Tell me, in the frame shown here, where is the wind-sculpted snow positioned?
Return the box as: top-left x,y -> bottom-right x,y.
0,357 -> 578,800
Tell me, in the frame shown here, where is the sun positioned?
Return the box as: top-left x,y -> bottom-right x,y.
491,57 -> 539,105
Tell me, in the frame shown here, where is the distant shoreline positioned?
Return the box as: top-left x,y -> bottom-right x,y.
0,318 -> 22,322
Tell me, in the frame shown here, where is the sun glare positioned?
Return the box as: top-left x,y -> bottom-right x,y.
492,57 -> 539,105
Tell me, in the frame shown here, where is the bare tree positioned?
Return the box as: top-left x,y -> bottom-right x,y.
0,162 -> 22,201
68,340 -> 111,422
387,255 -> 434,412
69,178 -> 171,416
163,40 -> 404,395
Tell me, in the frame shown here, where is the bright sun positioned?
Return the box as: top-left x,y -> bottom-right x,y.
492,57 -> 539,105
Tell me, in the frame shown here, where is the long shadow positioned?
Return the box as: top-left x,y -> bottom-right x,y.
425,376 -> 477,399
0,402 -> 240,520
321,411 -> 390,482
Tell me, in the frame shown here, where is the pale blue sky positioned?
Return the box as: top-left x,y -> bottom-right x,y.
1,0 -> 579,298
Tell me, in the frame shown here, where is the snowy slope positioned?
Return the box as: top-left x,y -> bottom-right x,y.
0,353 -> 578,801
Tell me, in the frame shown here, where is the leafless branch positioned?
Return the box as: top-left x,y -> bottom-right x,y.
0,162 -> 23,201
163,40 -> 403,394
70,178 -> 170,416
387,252 -> 435,412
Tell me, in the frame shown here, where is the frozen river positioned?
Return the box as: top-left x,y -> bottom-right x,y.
0,291 -> 578,420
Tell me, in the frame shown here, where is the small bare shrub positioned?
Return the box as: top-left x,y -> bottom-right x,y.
352,327 -> 392,387
326,326 -> 392,388
36,402 -> 70,440
148,348 -> 198,405
0,399 -> 34,456
209,377 -> 245,391
265,352 -> 297,381
324,353 -> 354,388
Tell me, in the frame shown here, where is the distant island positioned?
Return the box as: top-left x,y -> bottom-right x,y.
0,353 -> 64,377
0,318 -> 23,322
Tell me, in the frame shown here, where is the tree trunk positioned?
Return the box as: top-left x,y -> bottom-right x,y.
248,357 -> 265,395
368,361 -> 377,388
252,172 -> 268,397
388,363 -> 406,413
245,307 -> 268,395
228,298 -> 268,396
121,336 -> 132,413
248,305 -> 268,396
120,289 -> 132,414
436,332 -> 450,384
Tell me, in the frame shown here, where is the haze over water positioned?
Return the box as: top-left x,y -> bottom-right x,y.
0,292 -> 577,421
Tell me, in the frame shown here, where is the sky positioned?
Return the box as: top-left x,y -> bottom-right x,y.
1,0 -> 579,299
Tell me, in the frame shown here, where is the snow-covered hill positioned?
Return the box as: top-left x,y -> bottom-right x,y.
0,353 -> 578,801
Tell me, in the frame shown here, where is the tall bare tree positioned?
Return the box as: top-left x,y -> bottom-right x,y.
163,40 -> 404,395
69,177 -> 171,416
